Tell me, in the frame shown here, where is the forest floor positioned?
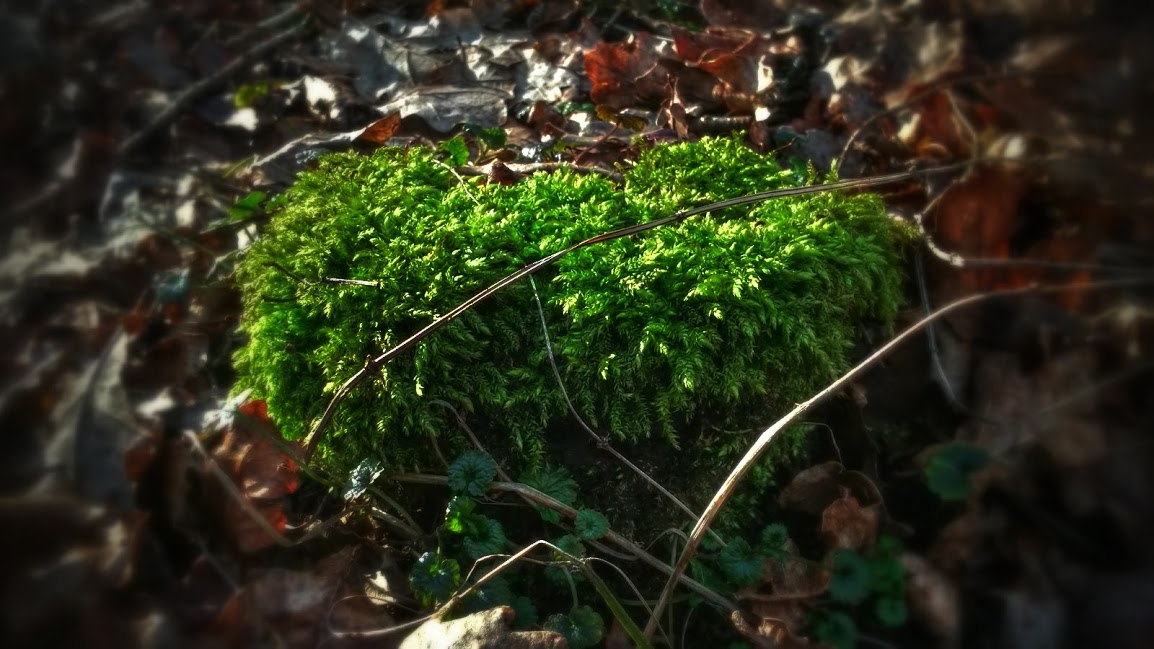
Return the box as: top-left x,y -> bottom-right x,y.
3,1 -> 1153,648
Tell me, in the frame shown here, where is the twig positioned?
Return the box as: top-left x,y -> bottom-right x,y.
119,16 -> 309,155
301,161 -> 976,460
642,277 -> 1154,639
528,276 -> 724,544
392,473 -> 737,612
263,260 -> 383,288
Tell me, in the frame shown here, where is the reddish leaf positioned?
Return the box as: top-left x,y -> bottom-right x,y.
585,34 -> 669,110
206,400 -> 302,552
820,494 -> 880,552
357,113 -> 401,145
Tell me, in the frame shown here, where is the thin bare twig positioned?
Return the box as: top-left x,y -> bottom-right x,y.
301,161 -> 975,460
120,16 -> 309,155
642,277 -> 1154,639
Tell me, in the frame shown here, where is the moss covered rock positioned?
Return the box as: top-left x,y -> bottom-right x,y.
233,135 -> 910,530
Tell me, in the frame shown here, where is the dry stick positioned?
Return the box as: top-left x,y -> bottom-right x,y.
301,161 -> 975,460
528,276 -> 726,546
641,277 -> 1154,639
393,473 -> 737,612
119,16 -> 309,155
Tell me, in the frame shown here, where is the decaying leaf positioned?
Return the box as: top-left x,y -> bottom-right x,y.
820,494 -> 880,552
205,400 -> 302,553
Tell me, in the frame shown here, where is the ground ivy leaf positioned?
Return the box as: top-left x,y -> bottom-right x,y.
875,595 -> 909,627
521,465 -> 577,524
443,494 -> 479,534
447,450 -> 496,497
440,135 -> 469,165
719,537 -> 764,588
829,549 -> 871,603
409,551 -> 460,608
759,522 -> 790,559
544,605 -> 604,649
811,611 -> 857,649
574,509 -> 609,540
925,444 -> 989,502
462,516 -> 506,559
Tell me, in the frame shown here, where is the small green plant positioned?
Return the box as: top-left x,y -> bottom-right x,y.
408,452 -> 611,641
924,443 -> 990,501
813,536 -> 909,648
232,135 -> 912,519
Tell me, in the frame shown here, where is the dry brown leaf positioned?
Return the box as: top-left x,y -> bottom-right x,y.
778,461 -> 845,515
820,494 -> 880,552
357,113 -> 402,145
585,34 -> 670,110
206,400 -> 302,553
730,607 -> 815,649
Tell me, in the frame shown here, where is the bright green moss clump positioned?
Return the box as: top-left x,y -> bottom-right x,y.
233,135 -> 910,490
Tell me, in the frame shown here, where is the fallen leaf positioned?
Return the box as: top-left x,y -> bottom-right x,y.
778,461 -> 845,515
357,112 -> 402,145
205,400 -> 302,553
584,33 -> 670,110
820,494 -> 880,552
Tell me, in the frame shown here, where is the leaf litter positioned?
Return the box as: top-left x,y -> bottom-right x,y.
2,0 -> 1152,647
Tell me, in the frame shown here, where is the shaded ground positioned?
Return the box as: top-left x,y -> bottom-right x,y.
2,1 -> 1153,648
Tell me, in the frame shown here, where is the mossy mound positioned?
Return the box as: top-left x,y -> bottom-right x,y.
233,135 -> 910,531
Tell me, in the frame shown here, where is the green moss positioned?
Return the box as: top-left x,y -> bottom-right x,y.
232,135 -> 910,519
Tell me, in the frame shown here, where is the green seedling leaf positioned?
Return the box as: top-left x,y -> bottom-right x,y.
228,190 -> 266,220
439,135 -> 470,166
868,555 -> 906,597
342,457 -> 384,500
718,537 -> 764,588
811,611 -> 857,649
447,450 -> 496,497
544,605 -> 605,649
459,575 -> 513,615
521,465 -> 577,524
443,495 -> 481,535
875,595 -> 909,627
874,534 -> 903,558
759,523 -> 790,559
925,443 -> 990,502
574,509 -> 609,540
464,123 -> 507,150
829,549 -> 871,603
462,516 -> 506,559
409,551 -> 460,608
546,534 -> 586,584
